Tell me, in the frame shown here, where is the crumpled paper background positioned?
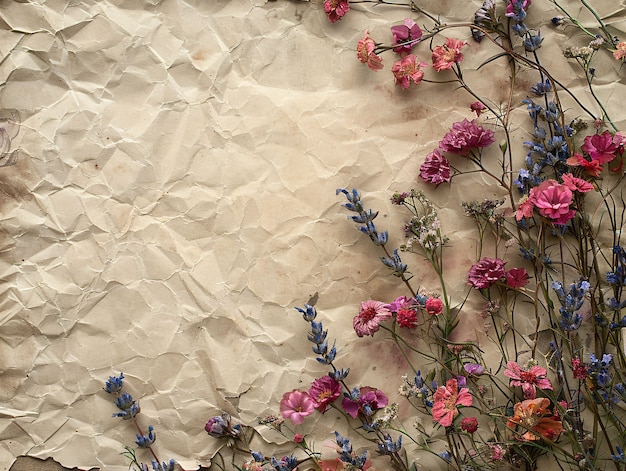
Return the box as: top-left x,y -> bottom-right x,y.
0,0 -> 625,470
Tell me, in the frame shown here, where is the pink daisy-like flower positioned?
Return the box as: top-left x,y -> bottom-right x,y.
432,378 -> 473,427
425,297 -> 444,315
432,37 -> 467,72
353,300 -> 392,337
280,389 -> 315,425
309,376 -> 341,413
561,173 -> 593,193
391,54 -> 428,89
439,119 -> 495,155
324,0 -> 350,23
531,179 -> 575,224
614,41 -> 626,61
504,360 -> 553,399
505,267 -> 529,288
356,30 -> 383,71
581,131 -> 619,164
419,148 -> 451,186
396,308 -> 418,328
341,386 -> 388,419
566,152 -> 603,177
391,18 -> 423,55
467,257 -> 506,289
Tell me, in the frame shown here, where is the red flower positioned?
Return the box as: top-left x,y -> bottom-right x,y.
425,297 -> 444,315
571,358 -> 588,380
396,307 -> 418,329
309,376 -> 341,413
504,360 -> 553,399
432,378 -> 473,427
391,54 -> 428,89
505,268 -> 529,288
324,0 -> 349,23
467,257 -> 506,289
432,37 -> 467,72
419,149 -> 451,186
566,152 -> 603,177
461,416 -> 479,433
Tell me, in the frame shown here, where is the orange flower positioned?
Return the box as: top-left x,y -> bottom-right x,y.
613,41 -> 626,61
507,398 -> 563,441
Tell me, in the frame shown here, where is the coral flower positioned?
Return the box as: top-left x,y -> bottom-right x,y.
507,398 -> 563,441
391,18 -> 423,55
614,41 -> 626,61
432,378 -> 472,427
504,360 -> 553,399
439,119 -> 495,155
391,54 -> 428,89
531,179 -> 575,224
353,300 -> 392,337
280,390 -> 315,425
581,131 -> 619,164
467,257 -> 506,289
432,37 -> 467,72
309,376 -> 341,413
515,194 -> 535,221
356,30 -> 383,71
566,152 -> 603,177
324,0 -> 350,23
419,149 -> 451,186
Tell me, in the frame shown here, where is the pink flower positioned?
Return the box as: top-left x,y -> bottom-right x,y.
561,173 -> 593,193
356,31 -> 383,71
353,300 -> 392,337
614,41 -> 626,61
467,257 -> 506,289
506,0 -> 531,16
391,54 -> 428,89
581,131 -> 619,164
385,295 -> 415,312
571,357 -> 588,380
566,152 -> 603,177
504,360 -> 553,399
432,37 -> 467,72
324,0 -> 350,23
463,363 -> 485,375
432,378 -> 473,427
532,179 -> 575,224
309,376 -> 341,413
341,386 -> 388,419
396,308 -> 418,328
425,297 -> 444,315
391,18 -> 423,55
419,148 -> 451,186
470,101 -> 487,117
294,433 -> 304,443
439,119 -> 495,155
461,416 -> 479,433
515,195 -> 535,221
505,268 -> 529,288
280,390 -> 315,425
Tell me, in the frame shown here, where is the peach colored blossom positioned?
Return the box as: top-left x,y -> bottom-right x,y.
432,37 -> 467,72
357,31 -> 383,71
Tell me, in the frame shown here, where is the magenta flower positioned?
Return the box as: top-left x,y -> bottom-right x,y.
561,173 -> 593,193
432,378 -> 472,427
504,360 -> 553,399
439,119 -> 495,155
391,18 -> 423,55
391,54 -> 428,89
324,0 -> 350,23
505,267 -> 529,288
463,363 -> 485,376
467,257 -> 506,289
461,416 -> 479,433
353,300 -> 392,337
581,131 -> 619,164
356,30 -> 383,71
470,101 -> 487,117
531,179 -> 575,224
506,0 -> 531,17
280,389 -> 315,425
432,37 -> 467,72
341,386 -> 388,419
419,148 -> 451,186
385,295 -> 415,313
308,376 -> 341,413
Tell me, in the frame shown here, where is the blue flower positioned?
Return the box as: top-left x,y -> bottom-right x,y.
377,433 -> 403,455
104,373 -> 124,394
136,425 -> 156,448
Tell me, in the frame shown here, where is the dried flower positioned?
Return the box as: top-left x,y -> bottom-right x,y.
309,376 -> 341,413
504,360 -> 553,399
439,119 -> 495,155
614,41 -> 626,61
505,268 -> 529,288
467,257 -> 506,289
531,179 -> 575,224
391,54 -> 428,89
432,37 -> 467,72
341,387 -> 388,419
419,149 -> 451,186
280,390 -> 315,425
324,0 -> 349,23
425,297 -> 444,315
357,30 -> 383,71
353,300 -> 392,337
470,101 -> 487,116
461,416 -> 479,433
432,378 -> 472,427
391,18 -> 422,55
507,398 -> 563,441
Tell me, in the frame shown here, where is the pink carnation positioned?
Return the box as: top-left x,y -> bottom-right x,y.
561,173 -> 593,193
280,390 -> 315,425
324,0 -> 350,23
531,179 -> 575,224
425,297 -> 444,315
419,148 -> 450,186
439,119 -> 495,155
391,54 -> 428,89
467,257 -> 506,289
432,37 -> 467,72
353,300 -> 392,337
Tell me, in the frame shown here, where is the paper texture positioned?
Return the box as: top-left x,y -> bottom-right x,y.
0,0 -> 625,470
